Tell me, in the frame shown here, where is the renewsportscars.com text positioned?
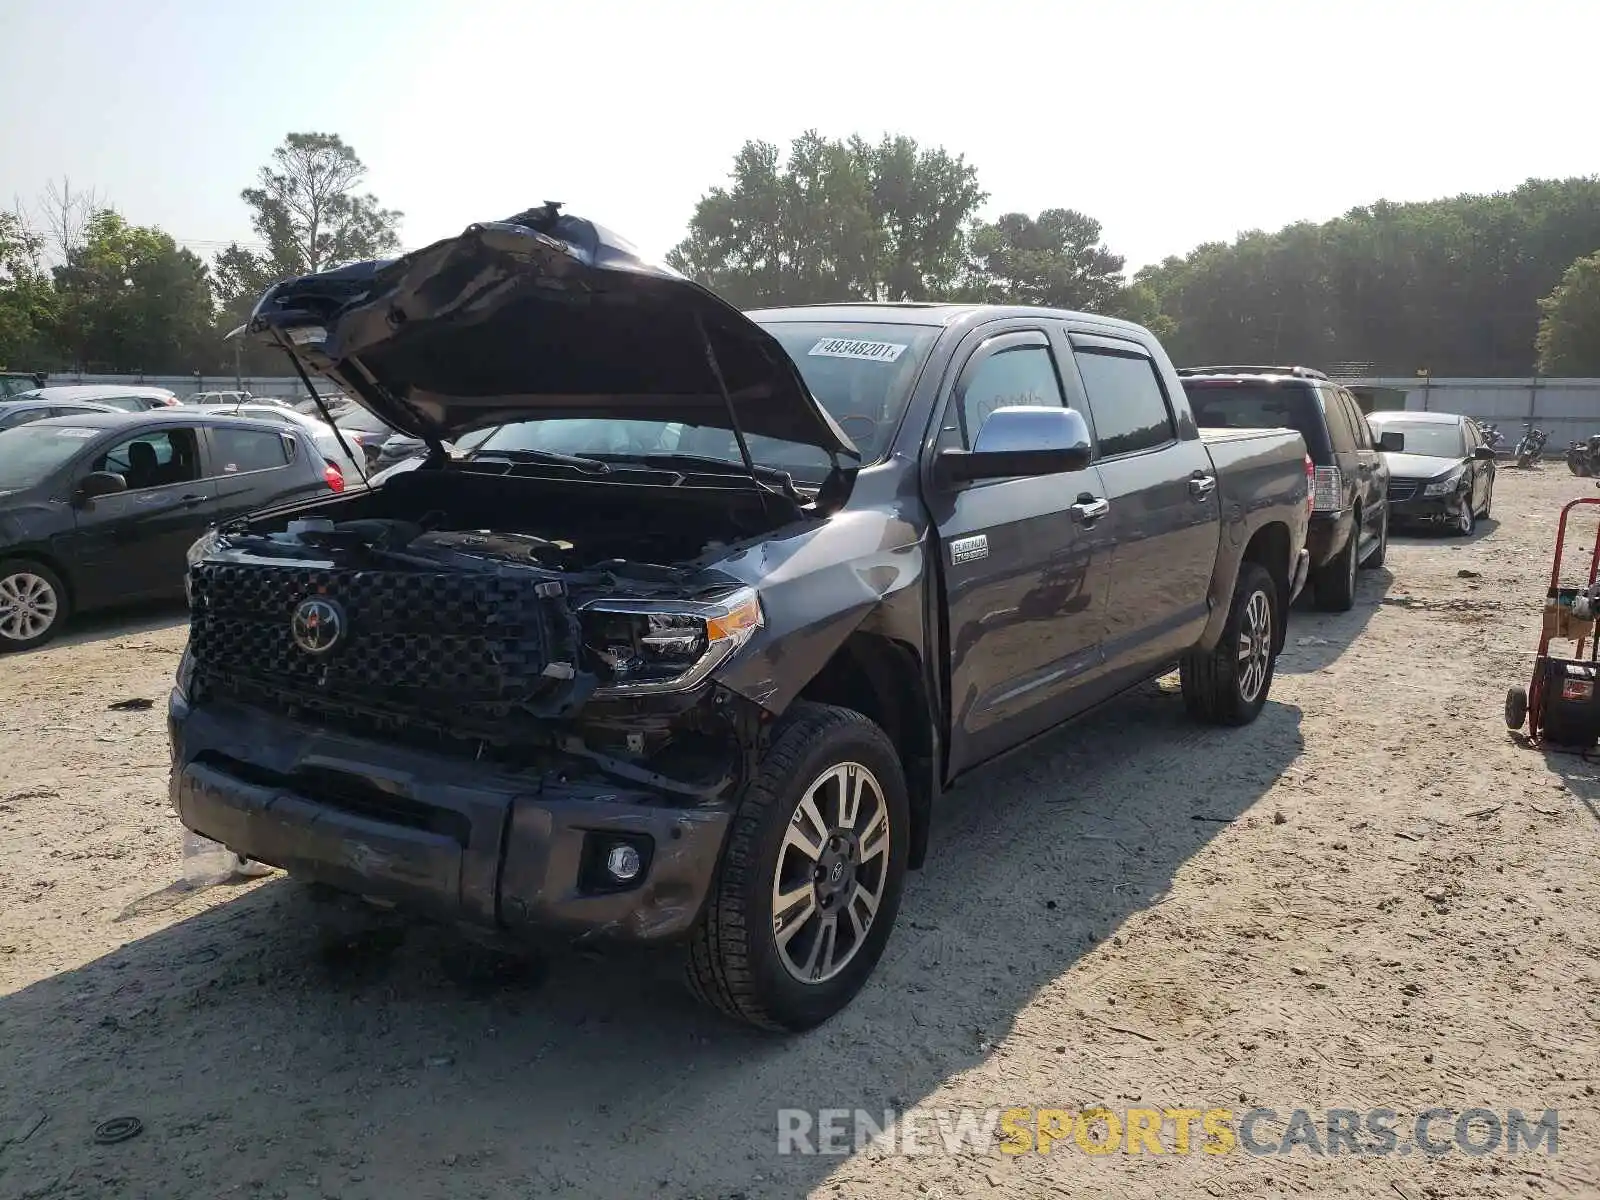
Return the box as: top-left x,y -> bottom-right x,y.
777,1107 -> 1560,1158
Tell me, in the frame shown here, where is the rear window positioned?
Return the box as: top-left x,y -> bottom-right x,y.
1183,381 -> 1331,460
211,427 -> 290,473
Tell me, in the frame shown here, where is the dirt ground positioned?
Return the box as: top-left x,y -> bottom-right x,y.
3,466 -> 1599,1200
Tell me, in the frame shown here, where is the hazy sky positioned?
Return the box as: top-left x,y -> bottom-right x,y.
3,0 -> 1595,272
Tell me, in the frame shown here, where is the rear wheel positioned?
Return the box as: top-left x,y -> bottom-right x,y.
0,560 -> 69,652
1313,520 -> 1359,611
1181,562 -> 1280,726
686,703 -> 909,1031
1363,505 -> 1388,569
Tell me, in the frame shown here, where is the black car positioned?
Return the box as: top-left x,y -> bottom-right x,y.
0,397 -> 120,430
1368,410 -> 1496,535
1182,364 -> 1389,611
167,205 -> 1312,1032
0,410 -> 345,650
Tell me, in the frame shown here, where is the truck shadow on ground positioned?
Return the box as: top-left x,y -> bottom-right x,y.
0,688 -> 1304,1200
1277,564 -> 1395,675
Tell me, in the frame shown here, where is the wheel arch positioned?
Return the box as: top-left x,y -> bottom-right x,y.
1239,522 -> 1292,653
0,548 -> 76,610
796,632 -> 938,870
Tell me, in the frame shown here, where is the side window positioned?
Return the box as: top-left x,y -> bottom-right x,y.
1338,392 -> 1372,450
210,427 -> 291,474
93,429 -> 201,491
1322,389 -> 1358,453
943,341 -> 1066,449
1072,348 -> 1176,458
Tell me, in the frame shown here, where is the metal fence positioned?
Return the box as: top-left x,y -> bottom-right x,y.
1351,377 -> 1600,454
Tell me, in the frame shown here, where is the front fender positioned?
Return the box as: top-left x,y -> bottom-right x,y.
707,506 -> 928,716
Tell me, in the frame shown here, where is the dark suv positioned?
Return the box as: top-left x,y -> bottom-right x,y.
1180,365 -> 1388,611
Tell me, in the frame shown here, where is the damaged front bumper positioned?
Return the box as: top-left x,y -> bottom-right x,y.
168,692 -> 731,942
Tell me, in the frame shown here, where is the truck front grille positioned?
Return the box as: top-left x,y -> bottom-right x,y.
187,563 -> 583,728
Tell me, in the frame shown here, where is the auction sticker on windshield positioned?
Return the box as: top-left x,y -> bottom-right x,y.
51,428 -> 99,438
809,338 -> 907,364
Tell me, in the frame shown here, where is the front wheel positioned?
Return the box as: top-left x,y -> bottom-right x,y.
1180,562 -> 1280,726
0,560 -> 69,652
1453,496 -> 1475,537
686,702 -> 910,1032
1505,686 -> 1528,731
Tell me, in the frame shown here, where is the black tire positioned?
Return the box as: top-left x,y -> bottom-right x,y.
0,559 -> 70,652
1363,505 -> 1388,569
1453,496 -> 1475,538
1505,686 -> 1527,731
685,702 -> 910,1032
1312,520 -> 1359,612
1180,562 -> 1280,727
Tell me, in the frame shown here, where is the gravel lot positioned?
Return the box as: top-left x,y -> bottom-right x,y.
3,467 -> 1598,1199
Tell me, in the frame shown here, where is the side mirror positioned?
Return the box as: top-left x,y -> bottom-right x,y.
76,471 -> 128,503
936,406 -> 1093,487
1378,431 -> 1406,453
1472,446 -> 1496,461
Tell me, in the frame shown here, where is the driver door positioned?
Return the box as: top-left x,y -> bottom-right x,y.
65,425 -> 218,606
927,328 -> 1115,777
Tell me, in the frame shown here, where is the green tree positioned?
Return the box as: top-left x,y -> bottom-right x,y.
53,210 -> 215,372
0,211 -> 60,369
213,132 -> 402,374
1536,251 -> 1600,376
967,209 -> 1126,312
669,131 -> 985,307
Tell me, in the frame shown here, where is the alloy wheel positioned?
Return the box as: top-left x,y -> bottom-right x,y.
1458,498 -> 1474,535
0,572 -> 59,643
771,762 -> 891,984
1236,589 -> 1273,704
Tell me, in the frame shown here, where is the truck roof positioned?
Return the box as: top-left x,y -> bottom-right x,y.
747,301 -> 1152,337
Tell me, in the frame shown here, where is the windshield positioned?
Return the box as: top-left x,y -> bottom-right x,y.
0,423 -> 99,490
1372,421 -> 1465,459
473,321 -> 939,483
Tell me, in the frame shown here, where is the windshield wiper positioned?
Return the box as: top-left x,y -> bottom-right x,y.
597,453 -> 802,492
465,447 -> 611,473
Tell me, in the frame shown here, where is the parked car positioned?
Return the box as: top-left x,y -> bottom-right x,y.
1182,364 -> 1388,611
0,371 -> 47,399
0,397 -> 120,430
329,403 -> 401,466
169,209 -> 1312,1032
18,384 -> 180,412
1368,409 -> 1496,535
0,410 -> 346,650
187,402 -> 369,485
188,390 -> 253,406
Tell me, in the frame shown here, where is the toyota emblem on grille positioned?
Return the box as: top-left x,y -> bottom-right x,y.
291,597 -> 345,655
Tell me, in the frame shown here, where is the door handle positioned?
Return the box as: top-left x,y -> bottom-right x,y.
178,494 -> 205,508
1070,495 -> 1110,523
1188,473 -> 1217,499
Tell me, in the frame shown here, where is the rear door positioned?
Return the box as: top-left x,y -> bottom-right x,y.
1334,387 -> 1385,542
927,327 -> 1113,776
202,424 -> 320,523
1067,333 -> 1220,680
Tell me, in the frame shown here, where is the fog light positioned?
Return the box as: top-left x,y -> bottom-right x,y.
605,843 -> 643,882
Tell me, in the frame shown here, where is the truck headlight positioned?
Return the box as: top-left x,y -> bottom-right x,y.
1423,469 -> 1466,497
184,530 -> 218,607
580,587 -> 763,695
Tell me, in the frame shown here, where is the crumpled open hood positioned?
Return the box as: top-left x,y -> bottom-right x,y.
246,205 -> 860,462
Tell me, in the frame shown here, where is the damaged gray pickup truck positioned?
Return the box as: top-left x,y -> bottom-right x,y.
169,205 -> 1311,1031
